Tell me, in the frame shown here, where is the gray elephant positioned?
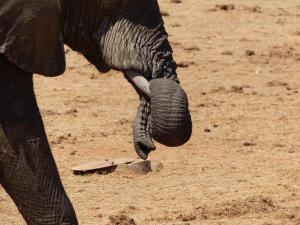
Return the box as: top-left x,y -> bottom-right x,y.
0,0 -> 192,224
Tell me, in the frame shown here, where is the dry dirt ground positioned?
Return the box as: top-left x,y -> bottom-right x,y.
1,0 -> 300,224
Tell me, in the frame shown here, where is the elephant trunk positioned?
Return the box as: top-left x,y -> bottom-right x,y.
127,26 -> 192,159
97,12 -> 192,159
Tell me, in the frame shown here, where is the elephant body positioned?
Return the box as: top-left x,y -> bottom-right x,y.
0,1 -> 192,224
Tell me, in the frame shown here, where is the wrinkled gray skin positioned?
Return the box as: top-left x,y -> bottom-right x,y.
0,0 -> 192,224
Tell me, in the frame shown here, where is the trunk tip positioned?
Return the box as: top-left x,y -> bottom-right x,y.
150,78 -> 193,147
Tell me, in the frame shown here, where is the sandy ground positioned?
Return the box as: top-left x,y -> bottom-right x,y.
1,0 -> 300,224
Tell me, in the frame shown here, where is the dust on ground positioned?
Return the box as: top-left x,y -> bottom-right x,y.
1,0 -> 300,224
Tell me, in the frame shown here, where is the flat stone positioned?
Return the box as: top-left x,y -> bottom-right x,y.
115,160 -> 152,175
112,157 -> 136,166
72,159 -> 114,172
72,158 -> 151,175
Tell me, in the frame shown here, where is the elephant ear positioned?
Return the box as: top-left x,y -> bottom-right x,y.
0,0 -> 65,76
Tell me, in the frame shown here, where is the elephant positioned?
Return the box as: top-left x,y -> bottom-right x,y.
0,0 -> 192,224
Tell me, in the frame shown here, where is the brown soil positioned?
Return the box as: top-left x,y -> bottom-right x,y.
107,214 -> 136,225
1,0 -> 300,224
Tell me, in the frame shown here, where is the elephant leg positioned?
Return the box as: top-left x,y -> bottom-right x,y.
0,56 -> 78,225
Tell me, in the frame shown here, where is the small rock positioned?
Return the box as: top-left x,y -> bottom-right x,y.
70,151 -> 77,156
243,142 -> 256,147
245,50 -> 256,56
204,128 -> 211,133
216,4 -> 235,11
